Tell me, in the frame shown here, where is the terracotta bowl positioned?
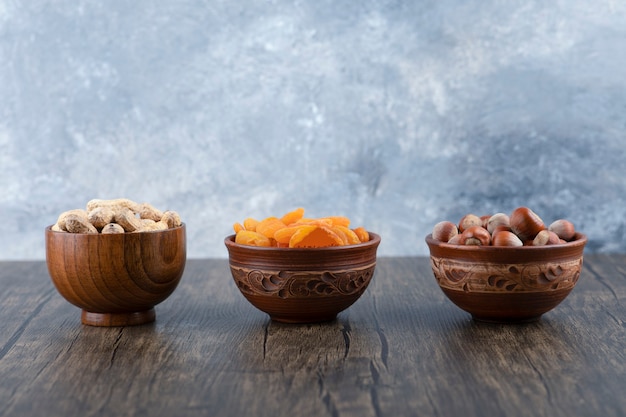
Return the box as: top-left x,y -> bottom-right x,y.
425,233 -> 587,323
224,232 -> 381,323
45,224 -> 186,326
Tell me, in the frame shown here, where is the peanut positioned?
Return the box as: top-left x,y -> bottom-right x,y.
54,199 -> 182,234
86,198 -> 141,213
160,211 -> 182,228
115,208 -> 144,232
101,223 -> 125,234
140,218 -> 168,232
88,207 -> 115,230
64,213 -> 98,234
139,203 -> 164,222
55,209 -> 89,231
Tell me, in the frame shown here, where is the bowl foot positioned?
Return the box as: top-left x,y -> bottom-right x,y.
471,314 -> 541,324
81,308 -> 156,326
270,314 -> 337,324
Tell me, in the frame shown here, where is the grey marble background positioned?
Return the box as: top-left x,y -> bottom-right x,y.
1,0 -> 625,260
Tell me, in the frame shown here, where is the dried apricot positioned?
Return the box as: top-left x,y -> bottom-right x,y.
289,225 -> 344,248
325,216 -> 351,227
235,230 -> 272,247
243,217 -> 259,231
280,207 -> 305,225
273,225 -> 302,245
353,227 -> 370,243
255,217 -> 286,239
293,218 -> 333,227
333,225 -> 361,245
232,209 -> 370,248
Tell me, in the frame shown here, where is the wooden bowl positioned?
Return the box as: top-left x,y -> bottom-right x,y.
45,224 -> 186,326
425,233 -> 587,323
224,232 -> 381,323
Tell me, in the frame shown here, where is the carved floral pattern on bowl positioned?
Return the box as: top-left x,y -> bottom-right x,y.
430,256 -> 583,293
230,263 -> 376,299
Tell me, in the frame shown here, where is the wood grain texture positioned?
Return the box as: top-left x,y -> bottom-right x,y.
45,225 -> 186,326
0,256 -> 625,417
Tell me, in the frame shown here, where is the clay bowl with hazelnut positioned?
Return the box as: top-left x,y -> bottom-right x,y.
425,208 -> 587,323
45,224 -> 186,326
224,232 -> 381,323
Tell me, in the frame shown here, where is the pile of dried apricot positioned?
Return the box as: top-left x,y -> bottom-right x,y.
431,206 -> 578,247
233,208 -> 370,248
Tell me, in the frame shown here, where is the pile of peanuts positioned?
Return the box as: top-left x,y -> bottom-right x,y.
51,198 -> 182,234
431,207 -> 577,247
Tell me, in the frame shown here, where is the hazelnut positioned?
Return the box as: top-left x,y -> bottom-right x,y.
492,230 -> 523,247
487,213 -> 511,234
480,215 -> 492,229
448,234 -> 463,245
458,214 -> 483,233
548,219 -> 576,241
510,207 -> 546,241
532,230 -> 561,246
459,226 -> 491,246
432,221 -> 459,243
491,224 -> 512,237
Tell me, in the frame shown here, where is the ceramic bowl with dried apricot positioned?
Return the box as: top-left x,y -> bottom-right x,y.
225,208 -> 381,323
425,207 -> 587,323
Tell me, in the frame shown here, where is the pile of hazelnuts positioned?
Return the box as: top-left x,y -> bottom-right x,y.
431,207 -> 578,247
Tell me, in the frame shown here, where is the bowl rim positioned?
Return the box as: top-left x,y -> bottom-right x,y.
425,232 -> 587,251
224,231 -> 381,252
425,232 -> 587,263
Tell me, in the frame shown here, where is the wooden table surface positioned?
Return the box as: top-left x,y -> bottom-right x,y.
1,255 -> 625,417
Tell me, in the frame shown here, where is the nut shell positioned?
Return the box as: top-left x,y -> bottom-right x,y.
459,226 -> 491,246
533,230 -> 561,246
510,207 -> 546,241
458,214 -> 483,233
549,219 -> 576,241
492,230 -> 523,247
448,234 -> 462,245
432,221 -> 459,243
487,213 -> 511,234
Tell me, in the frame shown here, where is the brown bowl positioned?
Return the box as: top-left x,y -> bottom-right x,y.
224,232 -> 381,323
45,224 -> 186,326
425,233 -> 587,323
